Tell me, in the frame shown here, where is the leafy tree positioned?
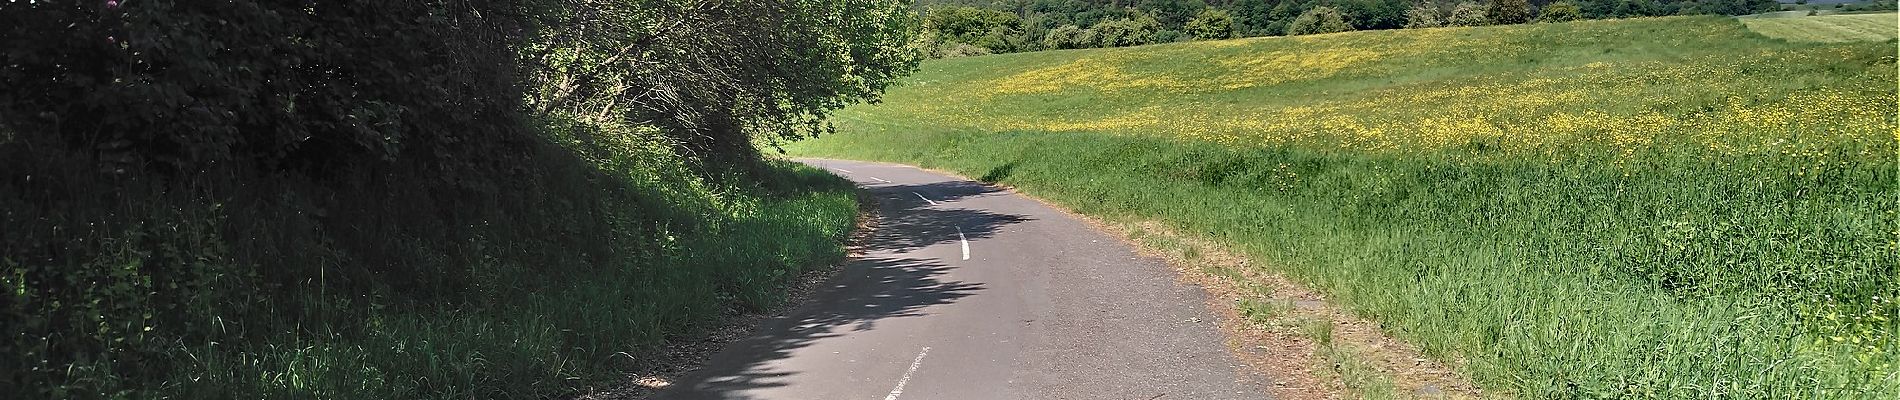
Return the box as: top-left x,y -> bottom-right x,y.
1016,13 -> 1055,51
1044,24 -> 1099,49
1538,1 -> 1584,21
1446,2 -> 1492,26
926,6 -> 1023,52
1139,0 -> 1211,27
1286,6 -> 1356,35
1231,0 -> 1284,35
1406,3 -> 1446,28
1487,0 -> 1535,24
1095,14 -> 1164,47
1185,8 -> 1241,39
1334,0 -> 1412,30
1610,0 -> 1663,17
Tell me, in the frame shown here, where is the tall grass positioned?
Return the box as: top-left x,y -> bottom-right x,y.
790,16 -> 1898,398
2,115 -> 860,398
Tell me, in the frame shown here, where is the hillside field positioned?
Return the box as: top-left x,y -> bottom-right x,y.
1742,12 -> 1900,42
790,16 -> 1898,398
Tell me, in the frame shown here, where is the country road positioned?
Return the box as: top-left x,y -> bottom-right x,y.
651,159 -> 1271,400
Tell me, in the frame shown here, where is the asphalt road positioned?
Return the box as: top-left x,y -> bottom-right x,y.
653,159 -> 1270,400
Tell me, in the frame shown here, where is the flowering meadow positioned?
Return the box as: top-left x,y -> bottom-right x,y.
792,16 -> 1898,398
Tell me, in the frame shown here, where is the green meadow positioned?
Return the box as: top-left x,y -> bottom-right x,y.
791,16 -> 1898,398
1741,12 -> 1900,42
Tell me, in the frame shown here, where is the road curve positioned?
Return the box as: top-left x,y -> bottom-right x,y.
653,159 -> 1271,400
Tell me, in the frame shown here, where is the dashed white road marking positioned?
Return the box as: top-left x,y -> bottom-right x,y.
912,192 -> 938,205
868,176 -> 891,183
832,167 -> 855,174
956,226 -> 970,260
883,346 -> 932,400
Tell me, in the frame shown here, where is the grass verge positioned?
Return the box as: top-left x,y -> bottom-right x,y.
3,117 -> 861,398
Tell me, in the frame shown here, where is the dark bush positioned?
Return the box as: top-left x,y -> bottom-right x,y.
1487,0 -> 1535,24
1539,1 -> 1585,22
1095,15 -> 1164,47
1286,6 -> 1356,35
0,1 -> 526,178
1185,8 -> 1240,39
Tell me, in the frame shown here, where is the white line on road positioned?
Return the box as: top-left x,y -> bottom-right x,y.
883,346 -> 932,400
912,192 -> 938,205
832,167 -> 854,174
868,176 -> 891,183
956,226 -> 970,260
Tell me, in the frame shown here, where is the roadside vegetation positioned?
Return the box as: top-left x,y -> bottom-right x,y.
1,1 -> 917,398
791,15 -> 1897,398
910,0 -> 1790,57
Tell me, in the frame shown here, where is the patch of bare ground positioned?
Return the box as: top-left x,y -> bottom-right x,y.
570,193 -> 882,400
1108,220 -> 1491,400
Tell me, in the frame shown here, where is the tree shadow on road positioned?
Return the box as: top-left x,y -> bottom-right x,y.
860,180 -> 1032,253
652,256 -> 983,399
653,177 -> 1035,399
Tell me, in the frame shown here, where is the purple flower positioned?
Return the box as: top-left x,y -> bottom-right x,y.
106,1 -> 119,8
107,36 -> 115,43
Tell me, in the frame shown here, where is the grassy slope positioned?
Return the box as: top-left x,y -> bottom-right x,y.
1742,12 -> 1900,42
791,16 -> 1898,398
173,126 -> 864,398
2,117 -> 860,398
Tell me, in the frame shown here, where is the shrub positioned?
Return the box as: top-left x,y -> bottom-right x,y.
1286,6 -> 1356,35
0,1 -> 523,177
1487,0 -> 1534,24
1155,29 -> 1188,43
1044,24 -> 1098,49
1538,1 -> 1584,22
1332,0 -> 1413,30
1405,4 -> 1446,28
926,5 -> 1022,52
1095,15 -> 1163,47
1446,2 -> 1492,26
1185,8 -> 1240,40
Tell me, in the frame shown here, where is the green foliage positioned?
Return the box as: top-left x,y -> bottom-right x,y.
926,6 -> 1023,52
1286,6 -> 1356,35
1446,2 -> 1492,26
1140,0 -> 1212,27
1487,0 -> 1535,24
524,0 -> 923,157
0,0 -> 918,397
1538,1 -> 1585,22
1095,14 -> 1165,47
1331,0 -> 1412,30
1044,24 -> 1100,49
917,0 -> 1824,53
1405,4 -> 1447,28
1185,8 -> 1240,40
0,0 -> 523,177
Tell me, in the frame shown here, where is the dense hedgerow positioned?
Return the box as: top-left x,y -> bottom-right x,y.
0,0 -> 917,397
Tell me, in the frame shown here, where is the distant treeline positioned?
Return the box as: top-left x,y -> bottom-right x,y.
917,0 -> 1785,55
